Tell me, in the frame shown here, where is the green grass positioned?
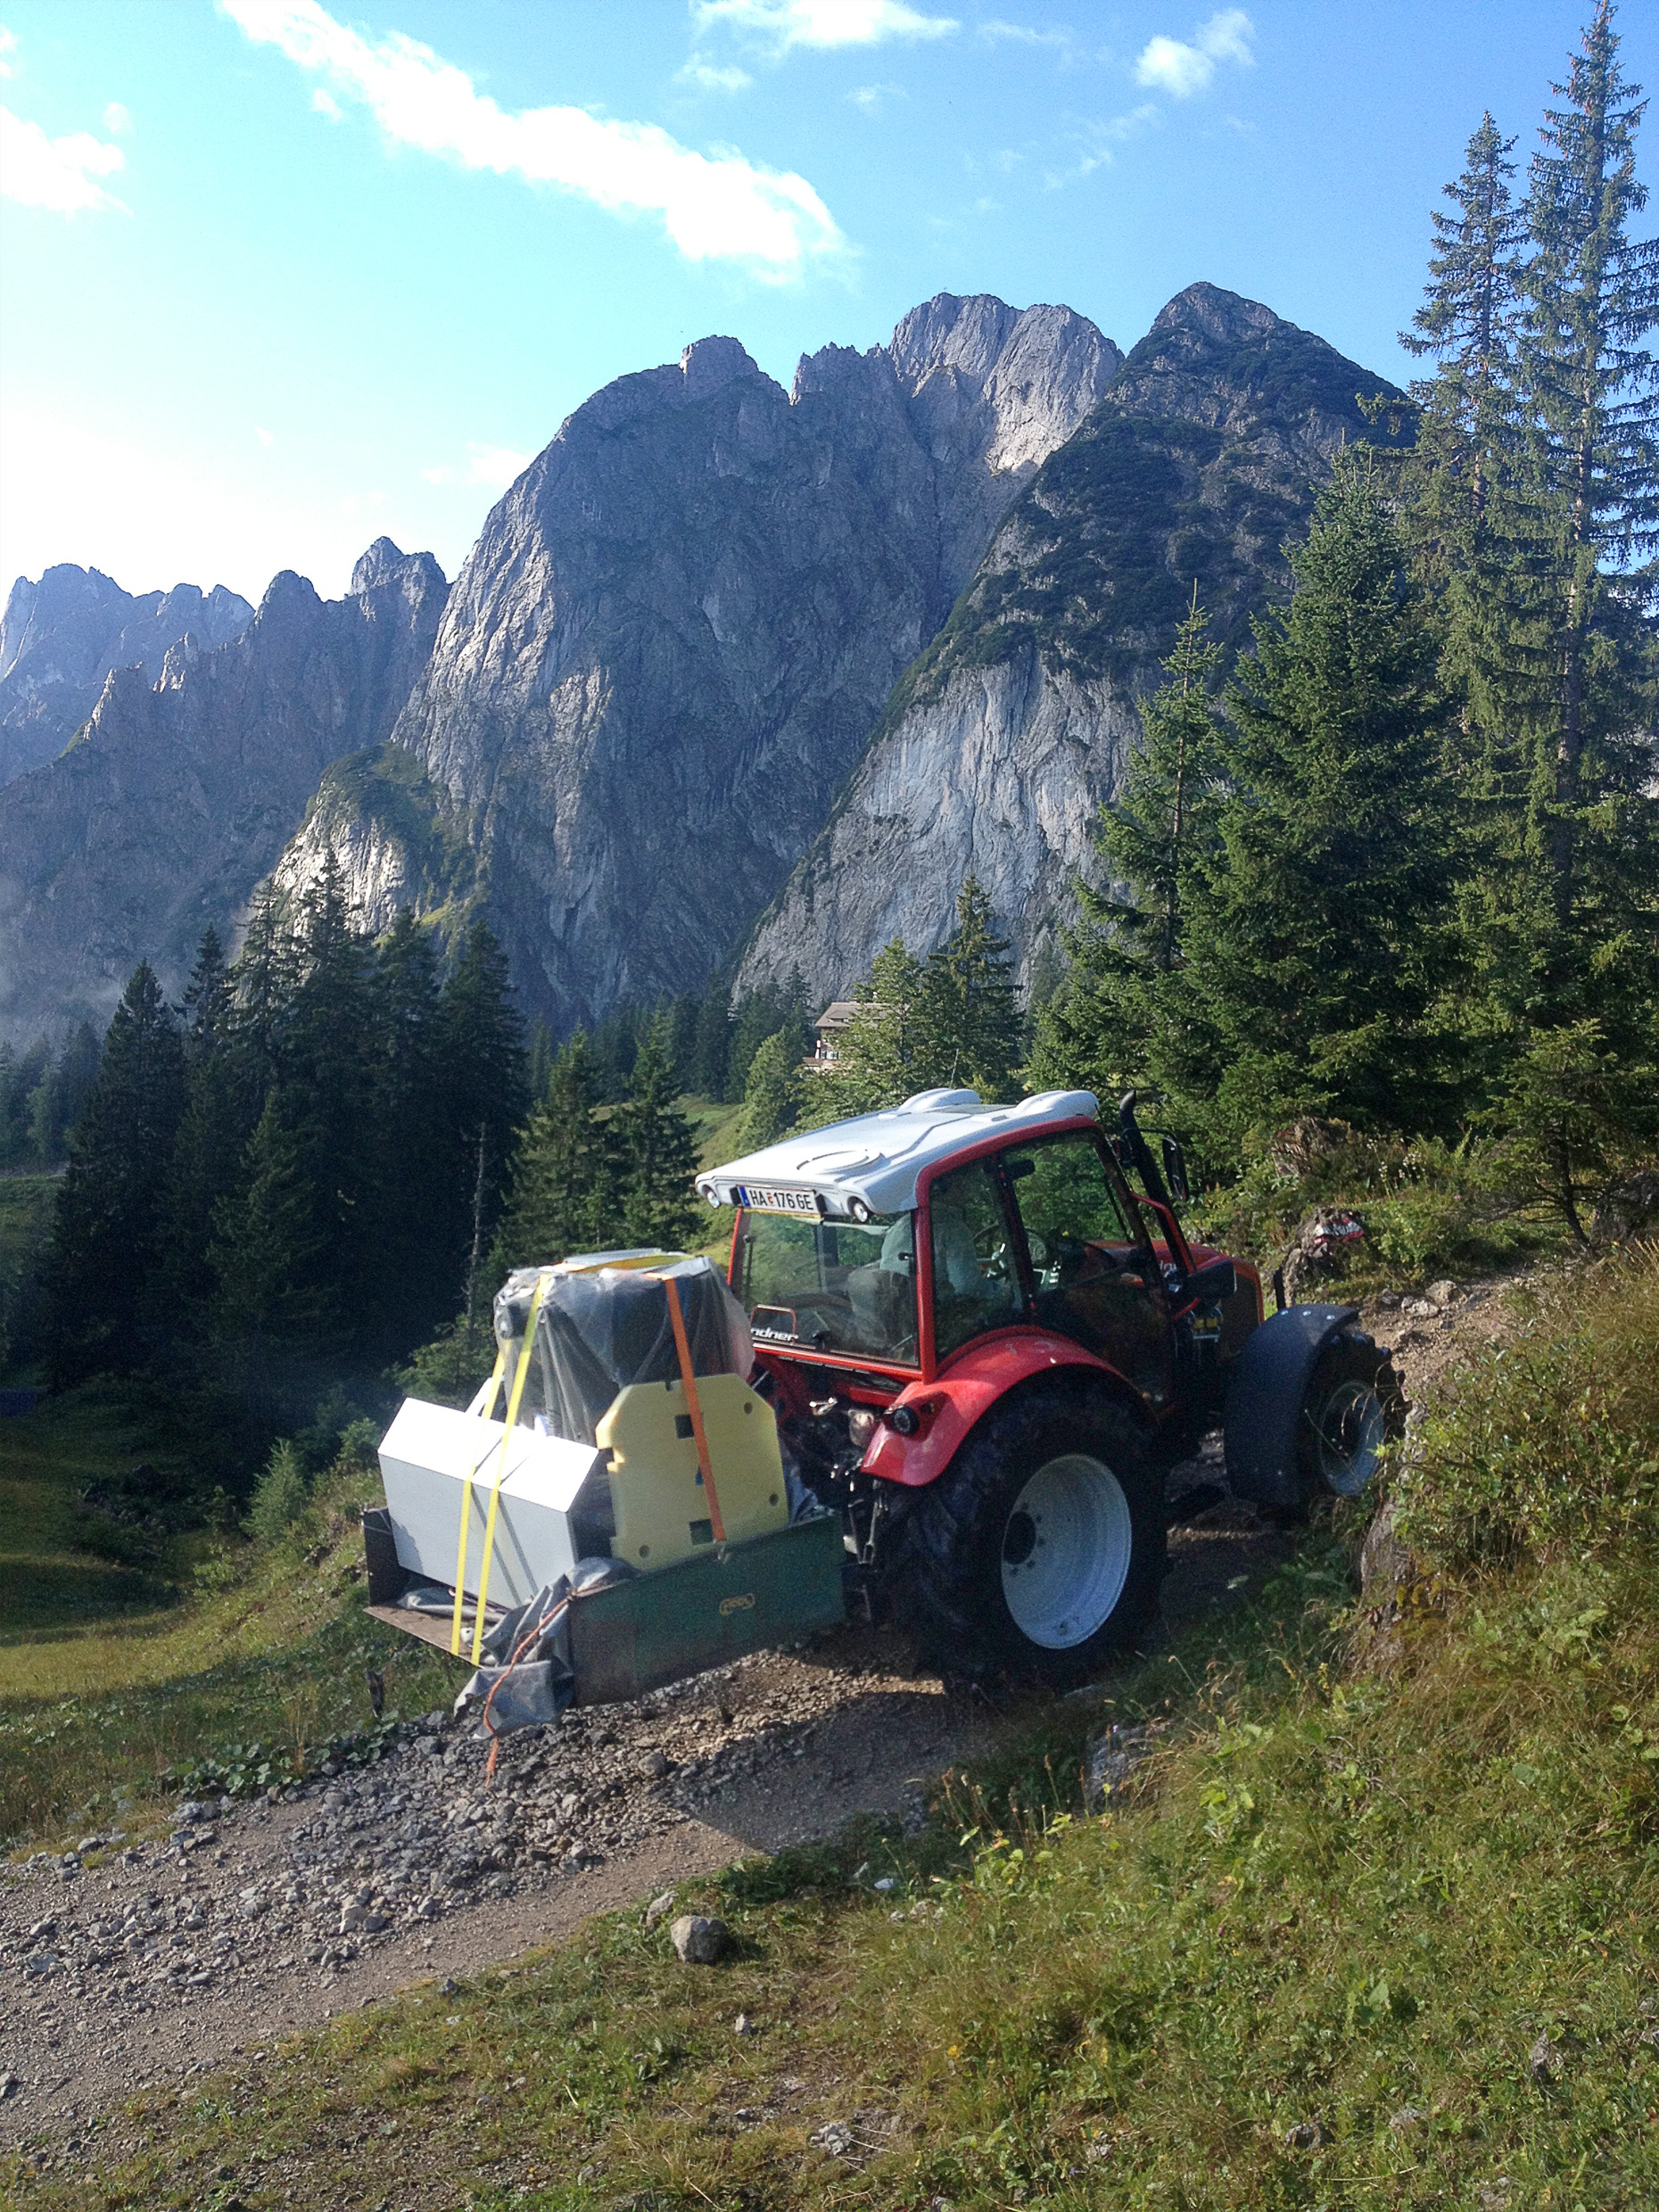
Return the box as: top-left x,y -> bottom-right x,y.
0,1391 -> 465,1848
0,1169 -> 56,1378
10,1258 -> 1658,2207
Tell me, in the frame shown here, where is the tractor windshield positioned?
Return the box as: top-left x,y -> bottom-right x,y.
736,1209 -> 920,1366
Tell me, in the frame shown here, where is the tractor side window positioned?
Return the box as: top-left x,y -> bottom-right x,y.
1005,1134 -> 1174,1403
1005,1134 -> 1139,1275
927,1160 -> 1023,1361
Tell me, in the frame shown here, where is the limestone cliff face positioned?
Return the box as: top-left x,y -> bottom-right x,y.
737,284 -> 1405,1001
0,541 -> 446,1044
284,294 -> 1120,1030
0,566 -> 253,788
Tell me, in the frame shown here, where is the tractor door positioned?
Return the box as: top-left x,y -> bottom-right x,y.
1001,1131 -> 1177,1409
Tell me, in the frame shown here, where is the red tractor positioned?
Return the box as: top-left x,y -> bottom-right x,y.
698,1085 -> 1401,1688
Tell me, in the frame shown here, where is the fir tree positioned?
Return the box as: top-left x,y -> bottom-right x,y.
1177,459 -> 1457,1146
816,938 -> 927,1117
46,962 -> 187,1384
370,908 -> 456,1350
611,1014 -> 700,1250
1519,0 -> 1659,912
438,915 -> 529,1323
738,1028 -> 804,1151
689,982 -> 734,1100
1029,600 -> 1228,1109
921,877 -> 1022,1100
210,1094 -> 331,1351
1398,111 -> 1535,734
497,1030 -> 615,1265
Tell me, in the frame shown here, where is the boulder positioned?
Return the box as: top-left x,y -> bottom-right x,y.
669,1913 -> 730,1964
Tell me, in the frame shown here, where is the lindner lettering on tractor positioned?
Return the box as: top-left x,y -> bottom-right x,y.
364,1089 -> 1403,1732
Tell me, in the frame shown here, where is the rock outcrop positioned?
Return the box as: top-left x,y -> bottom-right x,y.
0,541 -> 446,1044
284,295 -> 1121,1029
738,283 -> 1405,1001
0,566 -> 253,788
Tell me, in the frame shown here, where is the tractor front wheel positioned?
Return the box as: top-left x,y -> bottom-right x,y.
889,1382 -> 1164,1689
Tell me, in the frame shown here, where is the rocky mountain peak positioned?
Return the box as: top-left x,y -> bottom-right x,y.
1146,279 -> 1281,349
0,564 -> 254,788
0,541 -> 448,1046
887,292 -> 1027,388
678,334 -> 761,394
351,535 -> 415,594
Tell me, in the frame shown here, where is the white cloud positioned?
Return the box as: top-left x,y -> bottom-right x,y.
311,85 -> 343,120
676,58 -> 753,92
0,104 -> 127,213
103,100 -> 130,135
692,0 -> 956,51
1135,9 -> 1252,98
847,81 -> 904,112
466,443 -> 531,488
224,0 -> 846,281
978,19 -> 1069,46
422,442 -> 533,490
255,425 -> 275,447
0,28 -> 16,78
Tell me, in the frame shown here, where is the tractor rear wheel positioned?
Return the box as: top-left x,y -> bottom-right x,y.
1298,1333 -> 1403,1498
888,1382 -> 1164,1689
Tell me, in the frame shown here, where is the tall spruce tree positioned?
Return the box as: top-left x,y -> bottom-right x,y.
161,929 -> 256,1313
1399,111 -> 1535,732
47,962 -> 187,1384
1029,598 -> 1229,1110
738,1028 -> 805,1151
922,877 -> 1022,1100
439,915 -> 529,1323
1176,458 -> 1457,1147
612,1014 -> 700,1249
816,938 -> 927,1117
1520,0 -> 1659,912
497,1030 -> 615,1265
371,908 -> 457,1350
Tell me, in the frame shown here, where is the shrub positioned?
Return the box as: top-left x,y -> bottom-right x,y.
244,1438 -> 310,1544
1392,1247 -> 1659,1574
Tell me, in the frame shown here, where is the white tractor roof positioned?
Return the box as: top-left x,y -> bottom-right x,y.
697,1088 -> 1101,1218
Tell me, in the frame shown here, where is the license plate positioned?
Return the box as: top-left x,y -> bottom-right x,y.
737,1184 -> 820,1216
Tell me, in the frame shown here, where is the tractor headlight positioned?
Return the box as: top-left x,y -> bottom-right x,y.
849,1197 -> 873,1224
887,1403 -> 921,1437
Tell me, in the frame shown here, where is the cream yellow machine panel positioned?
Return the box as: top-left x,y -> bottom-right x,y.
598,1373 -> 787,1569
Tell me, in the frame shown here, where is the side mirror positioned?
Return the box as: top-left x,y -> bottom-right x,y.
1182,1257 -> 1235,1305
1161,1135 -> 1191,1203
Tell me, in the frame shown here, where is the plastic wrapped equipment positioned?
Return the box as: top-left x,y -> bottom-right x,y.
494,1255 -> 755,1449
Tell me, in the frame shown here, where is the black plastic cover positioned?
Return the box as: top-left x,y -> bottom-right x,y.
494,1257 -> 754,1448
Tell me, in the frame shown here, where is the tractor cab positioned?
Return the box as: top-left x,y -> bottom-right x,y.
698,1085 -> 1258,1449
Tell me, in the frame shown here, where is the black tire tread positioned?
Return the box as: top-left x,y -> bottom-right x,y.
885,1377 -> 1165,1689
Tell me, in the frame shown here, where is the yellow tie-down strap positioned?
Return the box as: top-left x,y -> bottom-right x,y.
450,1284 -> 548,1660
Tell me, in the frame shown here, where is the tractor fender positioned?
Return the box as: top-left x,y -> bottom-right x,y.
1224,1303 -> 1361,1507
861,1332 -> 1131,1490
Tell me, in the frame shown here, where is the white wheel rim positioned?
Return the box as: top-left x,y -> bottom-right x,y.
999,1453 -> 1133,1650
1315,1380 -> 1385,1496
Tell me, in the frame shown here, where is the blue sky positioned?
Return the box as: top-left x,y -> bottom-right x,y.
1,1 -> 1652,605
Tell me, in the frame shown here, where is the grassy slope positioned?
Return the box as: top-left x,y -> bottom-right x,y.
0,1397 -> 466,1846
10,1260 -> 1657,2208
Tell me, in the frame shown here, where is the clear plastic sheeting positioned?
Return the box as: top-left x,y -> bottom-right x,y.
494,1255 -> 755,1448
